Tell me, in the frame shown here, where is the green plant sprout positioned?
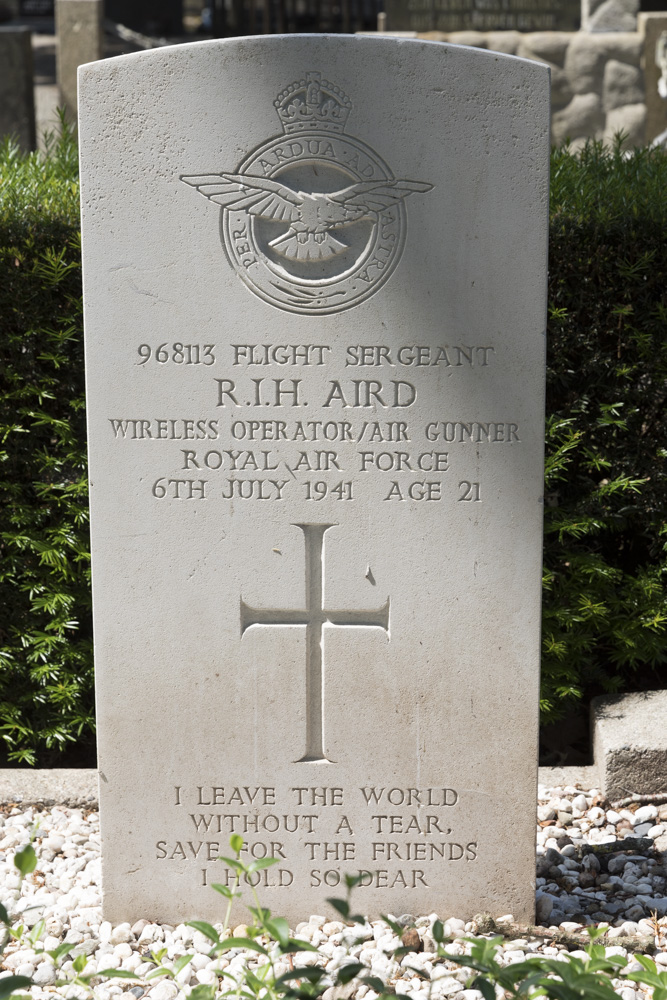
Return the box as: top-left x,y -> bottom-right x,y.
2,837 -> 667,1000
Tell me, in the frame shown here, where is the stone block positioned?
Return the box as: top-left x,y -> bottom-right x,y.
517,31 -> 573,65
447,30 -> 488,47
602,59 -> 643,111
564,32 -> 641,95
564,33 -> 608,94
603,32 -> 642,66
582,0 -> 638,32
0,769 -> 98,806
79,35 -> 549,924
552,92 -> 605,143
639,13 -> 667,144
483,31 -> 522,55
604,101 -> 646,146
549,66 -> 575,111
55,0 -> 102,118
0,27 -> 36,151
592,690 -> 667,800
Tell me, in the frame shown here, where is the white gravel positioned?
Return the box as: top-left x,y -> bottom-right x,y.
0,785 -> 666,1000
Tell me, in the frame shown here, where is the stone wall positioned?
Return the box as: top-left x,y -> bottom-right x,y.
416,27 -> 647,148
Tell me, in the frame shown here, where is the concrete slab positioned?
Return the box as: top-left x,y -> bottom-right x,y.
537,764 -> 599,789
0,769 -> 98,806
592,690 -> 667,801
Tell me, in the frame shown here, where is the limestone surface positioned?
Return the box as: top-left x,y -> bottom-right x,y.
79,35 -> 549,923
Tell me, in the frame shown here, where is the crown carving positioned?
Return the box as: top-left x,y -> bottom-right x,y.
274,72 -> 352,134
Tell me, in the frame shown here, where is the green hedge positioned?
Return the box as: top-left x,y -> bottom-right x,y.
1,130 -> 666,763
542,141 -> 667,723
0,126 -> 93,765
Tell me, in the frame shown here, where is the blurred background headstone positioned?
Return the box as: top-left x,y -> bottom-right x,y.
0,26 -> 36,150
55,0 -> 102,118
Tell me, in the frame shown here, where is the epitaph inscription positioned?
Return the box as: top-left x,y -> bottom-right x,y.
181,72 -> 432,314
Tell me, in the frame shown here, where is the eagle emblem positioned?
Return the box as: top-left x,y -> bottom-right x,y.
181,72 -> 432,315
181,173 -> 432,263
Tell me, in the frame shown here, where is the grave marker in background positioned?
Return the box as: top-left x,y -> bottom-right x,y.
79,35 -> 549,924
56,0 -> 102,117
0,27 -> 36,150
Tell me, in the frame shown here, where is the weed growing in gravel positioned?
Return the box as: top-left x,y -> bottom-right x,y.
3,836 -> 667,1000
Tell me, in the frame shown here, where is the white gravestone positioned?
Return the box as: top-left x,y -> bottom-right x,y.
79,36 -> 550,924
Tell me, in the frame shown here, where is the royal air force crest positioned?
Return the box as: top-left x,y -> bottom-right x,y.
181,72 -> 432,315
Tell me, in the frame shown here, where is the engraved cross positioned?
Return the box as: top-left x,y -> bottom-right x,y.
241,523 -> 390,763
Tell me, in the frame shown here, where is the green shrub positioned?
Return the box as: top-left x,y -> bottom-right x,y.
0,122 -> 93,765
542,139 -> 667,722
1,131 -> 666,761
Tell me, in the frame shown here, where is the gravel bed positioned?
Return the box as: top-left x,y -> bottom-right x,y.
0,782 -> 666,1000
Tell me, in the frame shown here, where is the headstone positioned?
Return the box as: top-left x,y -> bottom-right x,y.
55,0 -> 102,118
0,27 -> 36,151
384,0 -> 579,34
79,36 -> 550,925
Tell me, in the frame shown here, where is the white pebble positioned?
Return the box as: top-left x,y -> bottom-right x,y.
537,806 -> 556,822
45,917 -> 64,936
588,807 -> 606,827
147,983 -> 179,1000
139,923 -> 164,945
196,970 -> 217,985
33,964 -> 57,986
635,805 -> 658,823
110,923 -> 133,945
135,962 -> 157,977
120,953 -> 142,972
